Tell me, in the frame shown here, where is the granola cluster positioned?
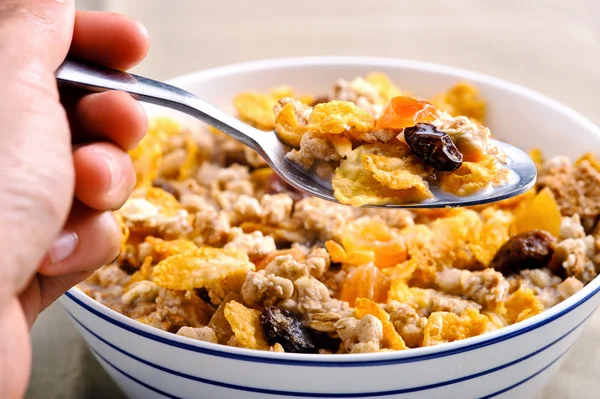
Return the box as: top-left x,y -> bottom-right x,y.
79,75 -> 600,354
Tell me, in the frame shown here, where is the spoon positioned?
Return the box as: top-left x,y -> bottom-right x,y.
55,59 -> 536,209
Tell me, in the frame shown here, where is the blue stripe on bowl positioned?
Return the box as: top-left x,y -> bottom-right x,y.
64,288 -> 600,367
66,307 -> 589,397
89,343 -> 572,399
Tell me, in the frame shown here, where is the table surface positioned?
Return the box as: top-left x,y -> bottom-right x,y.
26,0 -> 600,398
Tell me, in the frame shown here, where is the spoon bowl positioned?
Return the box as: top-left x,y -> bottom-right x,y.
56,59 -> 536,208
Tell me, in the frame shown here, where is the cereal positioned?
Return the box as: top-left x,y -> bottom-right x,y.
80,75 -> 600,354
151,247 -> 255,293
354,298 -> 407,350
224,301 -> 270,350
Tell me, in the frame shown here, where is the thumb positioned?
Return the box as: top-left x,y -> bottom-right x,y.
0,0 -> 76,302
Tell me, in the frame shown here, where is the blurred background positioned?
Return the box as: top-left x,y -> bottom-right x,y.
27,0 -> 600,398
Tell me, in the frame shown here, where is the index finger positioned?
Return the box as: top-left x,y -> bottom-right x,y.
69,11 -> 150,70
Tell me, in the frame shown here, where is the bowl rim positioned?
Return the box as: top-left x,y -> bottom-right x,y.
66,56 -> 600,365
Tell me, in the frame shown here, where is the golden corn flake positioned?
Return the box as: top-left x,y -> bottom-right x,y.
233,86 -> 295,130
355,298 -> 407,350
510,187 -> 561,238
575,152 -> 600,172
115,212 -> 130,253
529,148 -> 544,171
152,247 -> 255,291
224,300 -> 270,350
387,279 -> 414,303
129,132 -> 162,188
430,209 -> 482,269
123,256 -> 153,291
382,257 -> 419,282
327,134 -> 353,158
308,101 -> 375,135
469,209 -> 512,266
503,288 -> 544,324
422,307 -> 491,346
274,102 -> 306,148
438,159 -> 496,197
178,133 -> 199,181
429,82 -> 486,124
145,237 -> 198,262
365,72 -> 405,104
126,187 -> 181,219
333,147 -> 432,206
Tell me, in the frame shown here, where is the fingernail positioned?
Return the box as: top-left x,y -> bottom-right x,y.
93,147 -> 124,195
49,231 -> 79,264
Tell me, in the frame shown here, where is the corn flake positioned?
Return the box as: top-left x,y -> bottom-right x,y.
575,152 -> 600,172
438,158 -> 497,197
333,147 -> 431,206
422,307 -> 491,346
469,209 -> 512,266
274,102 -> 306,148
224,300 -> 270,350
365,72 -> 404,104
152,247 -> 255,292
308,101 -> 375,135
429,82 -> 486,124
178,133 -> 199,181
145,237 -> 198,262
510,187 -> 561,238
355,298 -> 407,350
503,288 -> 544,324
362,153 -> 432,198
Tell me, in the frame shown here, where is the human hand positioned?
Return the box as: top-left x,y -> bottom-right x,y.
0,1 -> 149,397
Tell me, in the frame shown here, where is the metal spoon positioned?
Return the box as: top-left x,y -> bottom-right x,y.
55,59 -> 536,209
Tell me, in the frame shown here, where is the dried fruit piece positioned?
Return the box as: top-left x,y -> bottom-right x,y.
376,96 -> 438,130
342,217 -> 407,268
354,298 -> 407,350
428,82 -> 486,123
260,307 -> 317,353
340,264 -> 390,306
490,230 -> 556,275
151,247 -> 255,292
308,101 -> 376,134
510,188 -> 562,237
325,240 -> 375,266
503,288 -> 544,324
404,123 -> 463,172
224,300 -> 270,350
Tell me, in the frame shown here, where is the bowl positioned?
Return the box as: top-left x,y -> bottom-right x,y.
60,56 -> 600,399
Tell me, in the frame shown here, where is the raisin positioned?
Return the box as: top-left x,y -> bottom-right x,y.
265,173 -> 309,202
404,123 -> 463,172
260,306 -> 317,353
152,179 -> 180,200
490,230 -> 556,275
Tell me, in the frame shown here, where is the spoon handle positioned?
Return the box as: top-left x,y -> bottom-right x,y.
55,59 -> 265,151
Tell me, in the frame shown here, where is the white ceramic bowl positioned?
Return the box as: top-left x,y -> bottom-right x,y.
61,56 -> 600,399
